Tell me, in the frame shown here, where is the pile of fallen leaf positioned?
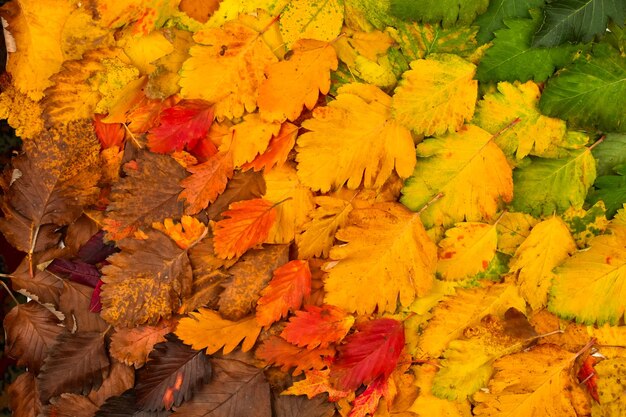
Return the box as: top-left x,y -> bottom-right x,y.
0,0 -> 625,416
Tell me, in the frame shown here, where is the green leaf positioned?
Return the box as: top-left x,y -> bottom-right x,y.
533,0 -> 626,47
474,0 -> 545,44
539,44 -> 626,132
344,0 -> 394,30
592,133 -> 626,176
476,12 -> 581,83
587,164 -> 626,218
389,0 -> 489,27
511,149 -> 597,216
387,22 -> 480,61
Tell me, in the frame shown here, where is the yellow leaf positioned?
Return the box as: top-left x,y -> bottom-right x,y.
417,284 -> 525,358
60,9 -> 115,61
263,164 -> 315,244
0,85 -> 43,139
592,358 -> 626,415
409,364 -> 472,417
392,54 -> 477,136
120,30 -> 174,74
437,222 -> 497,281
549,219 -> 626,325
179,20 -> 278,120
296,195 -> 353,259
219,113 -> 281,168
259,39 -> 338,122
401,125 -> 513,228
473,344 -> 586,417
152,216 -> 208,250
93,0 -> 180,35
203,0 -> 288,29
279,0 -> 344,48
496,212 -> 538,256
324,202 -> 437,314
1,0 -> 73,100
145,29 -> 194,99
475,81 -> 566,160
297,83 -> 416,192
175,308 -> 262,354
510,217 -> 576,310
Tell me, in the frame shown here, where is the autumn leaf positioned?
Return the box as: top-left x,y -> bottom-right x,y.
256,335 -> 335,375
410,364 -> 471,416
392,54 -> 477,136
296,83 -> 416,192
207,170 -> 266,220
273,392 -> 336,417
93,114 -> 125,149
437,222 -> 498,281
87,360 -> 135,407
8,373 -> 43,417
212,198 -> 278,259
152,215 -> 208,249
281,305 -> 355,350
135,336 -> 212,411
147,99 -> 214,154
324,202 -> 437,314
59,281 -> 109,333
349,376 -> 389,417
219,244 -> 289,320
283,369 -> 351,401
242,122 -> 298,173
330,318 -> 405,390
473,344 -> 587,416
256,260 -> 311,327
176,308 -> 262,354
279,0 -> 344,48
3,301 -> 64,372
401,124 -> 513,227
100,230 -> 192,327
495,211 -> 538,256
592,357 -> 626,414
110,319 -> 176,369
577,355 -> 600,403
258,39 -> 338,122
47,258 -> 101,287
43,394 -> 99,417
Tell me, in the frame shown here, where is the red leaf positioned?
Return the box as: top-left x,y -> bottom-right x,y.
349,376 -> 389,417
90,280 -> 103,313
255,335 -> 334,375
256,260 -> 312,327
213,198 -> 277,259
188,134 -> 219,162
281,305 -> 354,349
242,122 -> 298,173
330,318 -> 404,390
147,99 -> 215,153
94,114 -> 125,149
47,258 -> 101,287
577,355 -> 599,403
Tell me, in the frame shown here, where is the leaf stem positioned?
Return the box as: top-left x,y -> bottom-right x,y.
0,279 -> 20,305
418,192 -> 444,214
588,135 -> 605,151
490,117 -> 521,142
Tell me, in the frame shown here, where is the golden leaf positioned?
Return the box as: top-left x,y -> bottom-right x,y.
437,222 -> 498,281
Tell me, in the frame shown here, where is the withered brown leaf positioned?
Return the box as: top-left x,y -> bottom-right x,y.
110,319 -> 176,369
207,170 -> 266,220
59,281 -> 109,333
8,372 -> 43,417
43,393 -> 99,417
87,360 -> 136,407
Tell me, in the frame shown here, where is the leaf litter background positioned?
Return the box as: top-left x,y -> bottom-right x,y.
0,0 -> 625,416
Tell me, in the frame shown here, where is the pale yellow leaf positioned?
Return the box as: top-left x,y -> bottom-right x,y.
120,30 -> 174,74
437,222 -> 497,281
279,0 -> 344,48
496,212 -> 538,256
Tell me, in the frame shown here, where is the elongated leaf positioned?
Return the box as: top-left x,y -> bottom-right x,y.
47,258 -> 100,287
136,337 -> 212,411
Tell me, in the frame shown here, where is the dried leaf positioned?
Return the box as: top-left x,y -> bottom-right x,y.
281,305 -> 355,350
8,372 -> 43,417
110,319 -> 176,369
207,170 -> 266,220
179,152 -> 234,215
256,335 -> 334,375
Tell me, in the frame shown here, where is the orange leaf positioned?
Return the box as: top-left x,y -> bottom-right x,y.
577,355 -> 599,403
283,369 -> 351,402
241,122 -> 298,173
127,95 -> 179,134
256,260 -> 312,327
152,215 -> 208,249
281,305 -> 354,349
258,39 -> 338,122
109,320 -> 176,369
179,152 -> 234,215
349,376 -> 389,417
255,335 -> 334,376
93,114 -> 125,149
212,198 -> 277,259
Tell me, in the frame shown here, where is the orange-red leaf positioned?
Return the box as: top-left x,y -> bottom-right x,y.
212,198 -> 277,259
179,152 -> 234,215
577,355 -> 599,403
255,335 -> 334,376
256,260 -> 312,327
127,95 -> 178,134
152,216 -> 208,249
93,114 -> 125,149
242,122 -> 298,173
330,318 -> 405,390
147,99 -> 214,153
281,305 -> 354,349
349,376 -> 389,417
283,369 -> 351,402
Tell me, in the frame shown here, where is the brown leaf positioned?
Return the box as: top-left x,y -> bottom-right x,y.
10,249 -> 65,304
8,372 -> 42,417
100,230 -> 192,327
272,392 -> 335,417
207,170 -> 266,220
136,336 -> 212,411
3,301 -> 64,372
0,120 -> 100,253
170,357 -> 271,416
110,319 -> 176,369
37,331 -> 110,402
218,244 -> 289,321
104,151 -> 187,241
88,360 -> 136,407
93,389 -> 171,417
43,394 -> 98,417
64,215 -> 101,256
59,281 -> 109,333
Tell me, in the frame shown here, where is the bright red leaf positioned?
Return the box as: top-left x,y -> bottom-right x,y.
212,198 -> 277,259
577,355 -> 599,403
330,318 -> 404,391
256,260 -> 312,327
93,114 -> 125,150
281,305 -> 354,349
147,99 -> 214,153
349,376 -> 389,417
